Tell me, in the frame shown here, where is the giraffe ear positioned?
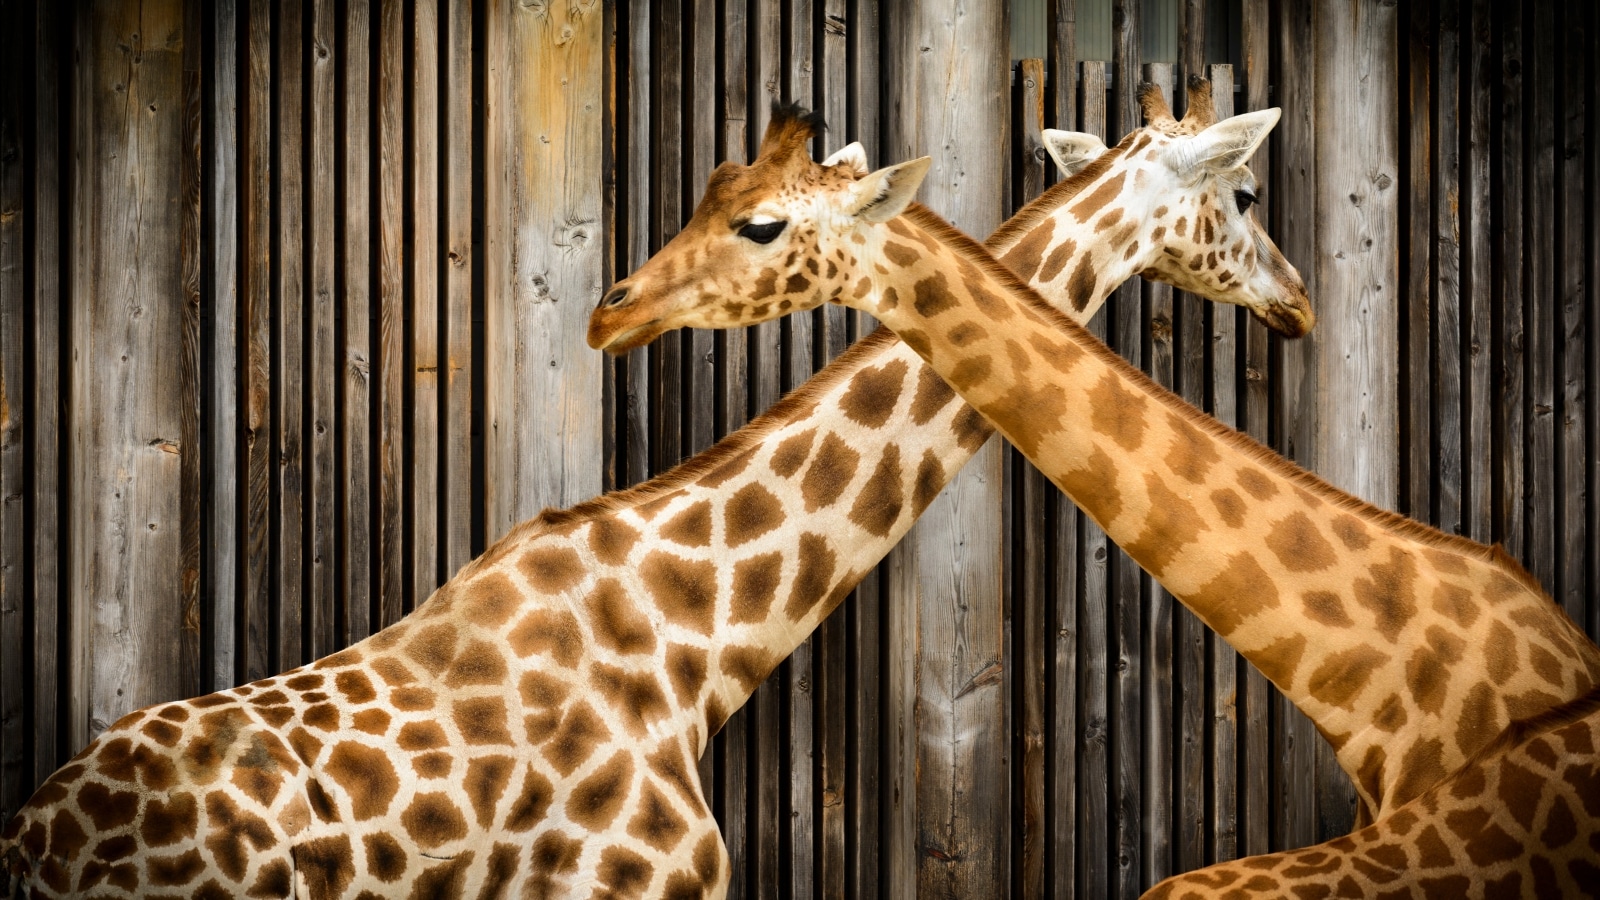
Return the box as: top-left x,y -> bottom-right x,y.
1041,129 -> 1107,176
848,156 -> 931,224
821,141 -> 870,176
1175,108 -> 1281,175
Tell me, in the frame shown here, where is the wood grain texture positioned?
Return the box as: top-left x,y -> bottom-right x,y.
482,0 -> 604,536
207,0 -> 240,693
1556,0 -> 1587,625
30,0 -> 66,794
274,0 -> 306,672
1017,59 -> 1048,900
179,0 -> 203,697
882,2 -> 1011,896
69,0 -> 191,747
0,0 -> 28,817
341,0 -> 373,643
1404,0 -> 1434,524
1496,0 -> 1526,565
414,0 -> 443,604
375,0 -> 406,625
1434,0 -> 1464,537
1206,61 -> 1241,868
1525,0 -> 1555,596
1463,0 -> 1492,546
442,0 -> 473,579
1075,60 -> 1112,898
242,0 -> 274,680
1270,0 -> 1318,855
307,0 -> 337,659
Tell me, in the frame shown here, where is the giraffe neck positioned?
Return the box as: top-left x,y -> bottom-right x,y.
847,205 -> 1600,820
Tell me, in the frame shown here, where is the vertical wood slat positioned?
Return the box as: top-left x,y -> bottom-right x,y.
847,7 -> 884,899
179,0 -> 204,698
31,0 -> 66,789
1237,0 -> 1273,860
275,0 -> 306,671
481,0 -> 604,533
208,0 -> 240,692
1463,0 -> 1492,546
242,0 -> 274,681
1556,0 -> 1587,625
1270,0 -> 1317,855
1206,61 -> 1241,868
1076,59 -> 1111,899
0,0 -> 29,817
882,3 -> 1010,897
70,0 -> 191,747
1110,3 -> 1143,892
1525,0 -> 1555,599
442,0 -> 472,579
375,0 -> 406,625
1312,0 -> 1396,839
342,0 -> 373,642
414,0 -> 443,603
1496,0 -> 1525,566
1140,59 -> 1177,892
307,0 -> 337,659
1016,58 -> 1049,900
1434,0 -> 1463,537
1414,0 -> 1440,522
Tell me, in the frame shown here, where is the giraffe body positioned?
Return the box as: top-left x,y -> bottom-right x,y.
589,101 -> 1600,874
2,94 -> 1289,899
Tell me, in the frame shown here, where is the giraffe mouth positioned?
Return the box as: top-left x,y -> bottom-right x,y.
591,318 -> 665,355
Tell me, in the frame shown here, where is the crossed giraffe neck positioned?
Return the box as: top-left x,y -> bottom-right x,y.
0,92 -> 1274,900
588,103 -> 1600,832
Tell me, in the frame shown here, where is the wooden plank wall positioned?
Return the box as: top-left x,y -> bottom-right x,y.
1,1 -> 1598,898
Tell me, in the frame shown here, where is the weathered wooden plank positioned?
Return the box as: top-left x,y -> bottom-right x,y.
817,6 -> 851,894
1526,0 -> 1555,596
307,0 -> 338,658
413,0 -> 443,604
0,0 -> 29,817
342,0 -> 373,642
651,0 -> 683,480
1140,60 -> 1178,890
1076,59 -> 1112,895
881,2 -> 1011,896
1017,59 -> 1048,900
1207,61 -> 1241,867
30,0 -> 66,786
443,0 -> 472,578
375,0 -> 405,624
482,0 -> 604,530
847,6 -> 884,897
1557,0 -> 1587,624
713,1 -> 751,888
1405,0 -> 1434,525
784,16 -> 818,895
1435,0 -> 1464,537
275,0 -> 307,671
621,0 -> 649,491
1110,3 -> 1144,888
673,0 -> 711,819
1496,0 -> 1525,565
207,0 -> 239,692
746,0 -> 785,893
1312,0 -> 1396,840
1270,0 -> 1317,854
1463,0 -> 1492,546
1590,0 -> 1600,643
180,0 -> 204,695
242,0 -> 274,678
70,0 -> 190,747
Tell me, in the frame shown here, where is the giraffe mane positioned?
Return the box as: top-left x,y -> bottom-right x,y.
987,127 -> 1140,249
898,203 -> 1552,604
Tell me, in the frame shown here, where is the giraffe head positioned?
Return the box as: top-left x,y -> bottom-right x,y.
1033,77 -> 1311,336
589,91 -> 1309,353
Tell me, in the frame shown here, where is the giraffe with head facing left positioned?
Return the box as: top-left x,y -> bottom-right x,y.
1,88 -> 1307,899
588,100 -> 1600,885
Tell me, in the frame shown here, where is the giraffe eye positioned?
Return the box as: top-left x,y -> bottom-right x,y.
738,220 -> 787,244
1234,190 -> 1258,214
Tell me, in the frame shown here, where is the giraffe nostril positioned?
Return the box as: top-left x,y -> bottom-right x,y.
600,286 -> 630,310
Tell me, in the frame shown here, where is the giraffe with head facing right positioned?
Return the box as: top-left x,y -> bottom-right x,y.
588,94 -> 1600,861
0,88 -> 1308,900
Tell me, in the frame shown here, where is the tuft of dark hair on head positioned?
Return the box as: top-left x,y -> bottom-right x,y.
770,101 -> 828,137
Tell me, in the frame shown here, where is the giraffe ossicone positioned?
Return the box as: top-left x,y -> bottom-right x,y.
589,101 -> 1600,880
2,89 -> 1310,899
